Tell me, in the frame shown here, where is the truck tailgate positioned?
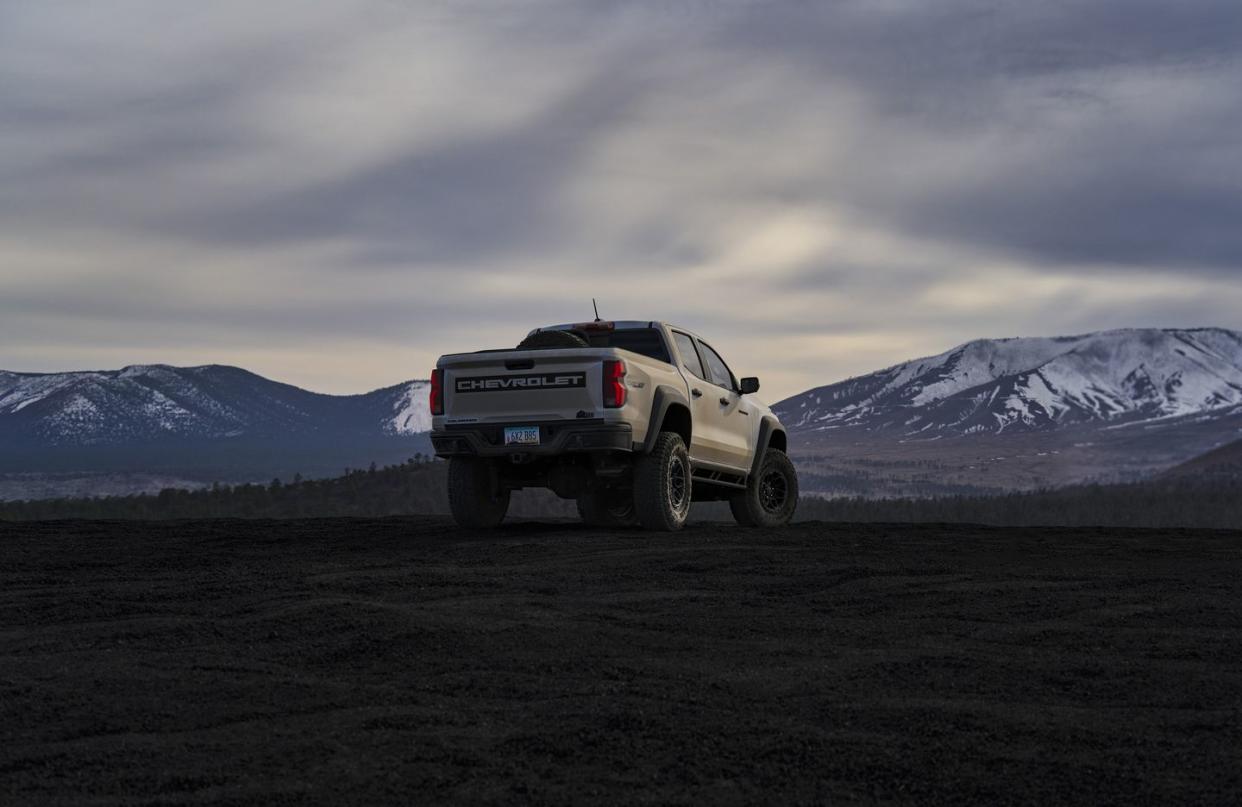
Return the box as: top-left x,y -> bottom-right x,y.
440,349 -> 613,422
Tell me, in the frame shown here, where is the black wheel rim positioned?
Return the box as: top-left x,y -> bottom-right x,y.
758,470 -> 788,513
668,455 -> 689,515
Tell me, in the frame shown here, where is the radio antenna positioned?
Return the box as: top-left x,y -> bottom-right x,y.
592,298 -> 601,322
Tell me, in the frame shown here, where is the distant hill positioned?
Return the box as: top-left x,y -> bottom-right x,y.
776,328 -> 1242,494
1164,439 -> 1242,481
0,364 -> 430,444
777,328 -> 1242,437
0,364 -> 432,487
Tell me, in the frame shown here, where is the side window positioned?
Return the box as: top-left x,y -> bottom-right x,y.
698,341 -> 737,390
671,332 -> 707,380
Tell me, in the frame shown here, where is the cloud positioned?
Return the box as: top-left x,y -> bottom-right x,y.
1,0 -> 1240,400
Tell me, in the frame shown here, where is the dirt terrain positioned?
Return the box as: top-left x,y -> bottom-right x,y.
2,517 -> 1240,805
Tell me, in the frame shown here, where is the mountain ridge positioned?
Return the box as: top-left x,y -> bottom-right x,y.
0,363 -> 430,447
776,327 -> 1242,438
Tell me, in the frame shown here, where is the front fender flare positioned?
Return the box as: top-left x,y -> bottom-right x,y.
749,416 -> 785,479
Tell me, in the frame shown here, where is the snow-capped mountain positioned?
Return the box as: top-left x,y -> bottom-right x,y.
776,328 -> 1242,438
0,365 -> 431,447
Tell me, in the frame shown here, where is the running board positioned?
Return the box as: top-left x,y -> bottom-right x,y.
690,466 -> 747,489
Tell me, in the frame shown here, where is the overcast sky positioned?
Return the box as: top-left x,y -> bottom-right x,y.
2,1 -> 1240,401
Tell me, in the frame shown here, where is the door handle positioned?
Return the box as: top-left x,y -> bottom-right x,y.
719,397 -> 730,406
691,388 -> 703,398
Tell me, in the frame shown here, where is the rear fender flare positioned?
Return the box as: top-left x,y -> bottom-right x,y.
642,385 -> 691,454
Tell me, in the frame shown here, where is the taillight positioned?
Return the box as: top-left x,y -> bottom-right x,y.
603,359 -> 627,408
572,320 -> 616,332
430,369 -> 444,415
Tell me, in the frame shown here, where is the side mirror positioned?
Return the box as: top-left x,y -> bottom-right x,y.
739,377 -> 760,394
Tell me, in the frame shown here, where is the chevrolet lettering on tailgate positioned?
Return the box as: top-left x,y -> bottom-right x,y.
455,372 -> 587,393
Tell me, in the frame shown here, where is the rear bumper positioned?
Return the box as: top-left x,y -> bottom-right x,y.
431,419 -> 633,458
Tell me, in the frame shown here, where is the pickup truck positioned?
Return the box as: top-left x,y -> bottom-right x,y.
429,320 -> 797,531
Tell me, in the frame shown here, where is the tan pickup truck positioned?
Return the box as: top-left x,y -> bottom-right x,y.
429,320 -> 797,531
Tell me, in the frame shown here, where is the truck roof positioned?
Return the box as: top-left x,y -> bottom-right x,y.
534,321 -> 711,340
533,320 -> 667,334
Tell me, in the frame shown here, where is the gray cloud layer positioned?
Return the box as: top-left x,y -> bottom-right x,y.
2,1 -> 1240,398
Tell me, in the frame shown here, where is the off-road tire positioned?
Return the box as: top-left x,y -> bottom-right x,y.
516,330 -> 589,351
633,432 -> 692,531
447,458 -> 510,528
730,448 -> 798,528
577,490 -> 638,527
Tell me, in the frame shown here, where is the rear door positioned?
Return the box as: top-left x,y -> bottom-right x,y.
696,339 -> 754,469
441,349 -> 604,423
670,330 -> 736,467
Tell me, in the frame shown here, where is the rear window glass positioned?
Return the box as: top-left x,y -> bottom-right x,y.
607,329 -> 671,363
576,328 -> 671,363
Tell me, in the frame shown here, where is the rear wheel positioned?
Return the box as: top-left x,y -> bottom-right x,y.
447,458 -> 510,528
576,490 -> 637,527
633,432 -> 692,531
730,449 -> 798,528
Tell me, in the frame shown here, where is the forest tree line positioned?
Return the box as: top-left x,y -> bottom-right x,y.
0,457 -> 1237,529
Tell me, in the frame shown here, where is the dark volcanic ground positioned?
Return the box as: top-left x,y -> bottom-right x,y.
2,518 -> 1240,805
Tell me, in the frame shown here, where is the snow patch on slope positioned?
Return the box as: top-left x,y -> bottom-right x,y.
0,373 -> 97,414
907,336 -> 1092,406
388,381 -> 432,434
140,388 -> 196,431
47,393 -> 104,435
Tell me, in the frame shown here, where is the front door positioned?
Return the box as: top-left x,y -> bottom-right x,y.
695,339 -> 754,470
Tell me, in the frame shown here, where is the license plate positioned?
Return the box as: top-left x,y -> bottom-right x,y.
503,426 -> 541,446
